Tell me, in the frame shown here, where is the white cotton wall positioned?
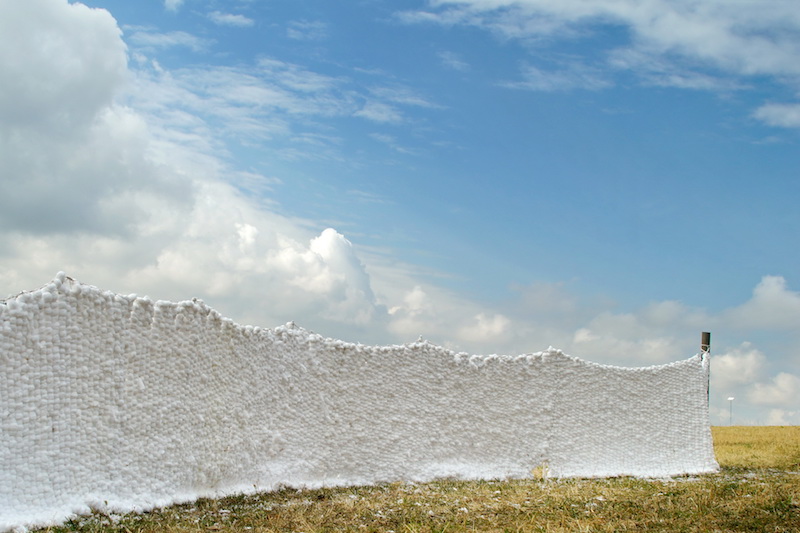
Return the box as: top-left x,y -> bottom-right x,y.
0,273 -> 718,531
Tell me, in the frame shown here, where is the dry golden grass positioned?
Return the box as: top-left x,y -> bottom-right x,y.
39,426 -> 800,532
713,426 -> 800,470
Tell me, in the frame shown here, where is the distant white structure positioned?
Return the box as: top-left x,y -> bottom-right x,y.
728,396 -> 735,425
0,273 -> 718,531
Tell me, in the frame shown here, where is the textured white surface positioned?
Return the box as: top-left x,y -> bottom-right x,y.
0,273 -> 718,531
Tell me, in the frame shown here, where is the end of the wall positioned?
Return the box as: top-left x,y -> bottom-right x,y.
701,331 -> 711,405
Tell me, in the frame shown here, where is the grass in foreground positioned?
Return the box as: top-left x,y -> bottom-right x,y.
40,427 -> 800,532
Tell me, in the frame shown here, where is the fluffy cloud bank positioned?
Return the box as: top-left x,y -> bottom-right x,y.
0,0 -> 506,350
0,0 -> 379,337
1,0 -> 798,426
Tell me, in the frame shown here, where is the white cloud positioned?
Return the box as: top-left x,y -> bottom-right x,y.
382,282 -> 519,352
346,189 -> 389,205
567,327 -> 677,365
128,30 -> 211,52
353,84 -> 440,123
723,276 -> 800,330
257,58 -> 342,94
608,48 -> 742,91
561,299 -> 712,365
369,133 -> 417,154
748,373 -> 800,407
164,0 -> 184,12
458,313 -> 511,343
641,300 -> 689,326
509,281 -> 587,323
354,101 -> 404,123
502,61 -> 611,91
439,51 -> 470,72
752,103 -> 800,128
0,0 -> 126,131
395,9 -> 466,27
573,328 -> 598,344
0,0 -> 190,237
389,285 -> 430,316
764,409 -> 800,425
711,344 -> 767,391
397,4 -> 568,40
387,285 -> 442,340
0,0 -> 384,340
125,188 -> 382,328
287,20 -> 328,41
208,11 -> 255,28
370,86 -> 440,109
126,59 -> 348,146
401,0 -> 800,98
307,229 -> 379,324
127,57 -> 440,148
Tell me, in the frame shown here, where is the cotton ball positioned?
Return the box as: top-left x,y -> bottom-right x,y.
53,271 -> 67,285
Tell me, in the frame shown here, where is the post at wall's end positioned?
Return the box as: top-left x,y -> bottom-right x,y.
701,331 -> 711,354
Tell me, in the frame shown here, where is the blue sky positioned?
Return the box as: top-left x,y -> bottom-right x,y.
1,0 -> 799,425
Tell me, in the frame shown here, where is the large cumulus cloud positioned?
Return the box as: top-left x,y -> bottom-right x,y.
0,0 -> 384,339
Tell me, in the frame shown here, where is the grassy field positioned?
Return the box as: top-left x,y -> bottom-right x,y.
39,427 -> 799,532
712,426 -> 800,470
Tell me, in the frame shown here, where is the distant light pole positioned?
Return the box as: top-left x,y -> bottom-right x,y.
727,397 -> 735,426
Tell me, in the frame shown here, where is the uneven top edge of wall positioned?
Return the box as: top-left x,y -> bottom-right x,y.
1,271 -> 703,371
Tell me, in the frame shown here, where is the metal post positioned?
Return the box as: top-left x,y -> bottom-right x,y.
701,332 -> 711,406
701,331 -> 711,354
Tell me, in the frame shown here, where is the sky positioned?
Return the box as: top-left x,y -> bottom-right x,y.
1,0 -> 799,426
